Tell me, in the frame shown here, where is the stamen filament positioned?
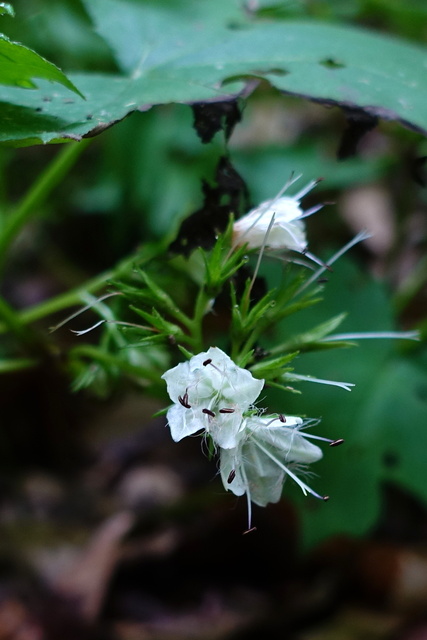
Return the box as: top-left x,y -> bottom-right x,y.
296,230 -> 372,295
252,437 -> 326,500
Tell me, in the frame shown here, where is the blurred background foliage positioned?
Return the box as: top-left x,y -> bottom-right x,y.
0,1 -> 427,638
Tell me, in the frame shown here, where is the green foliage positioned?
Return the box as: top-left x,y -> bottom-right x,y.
0,0 -> 425,549
0,34 -> 83,95
2,0 -> 427,144
265,258 -> 426,549
0,2 -> 82,98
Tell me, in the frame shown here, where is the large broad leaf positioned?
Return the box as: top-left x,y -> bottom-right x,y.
2,0 -> 427,145
0,33 -> 83,97
265,258 -> 427,549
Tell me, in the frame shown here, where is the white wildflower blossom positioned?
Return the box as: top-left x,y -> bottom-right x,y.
233,177 -> 322,252
161,347 -> 264,449
220,415 -> 335,529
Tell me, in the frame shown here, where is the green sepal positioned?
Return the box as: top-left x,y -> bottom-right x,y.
152,406 -> 169,418
272,313 -> 348,352
250,351 -> 299,379
267,380 -> 302,394
236,349 -> 255,369
177,345 -> 194,360
130,305 -> 184,337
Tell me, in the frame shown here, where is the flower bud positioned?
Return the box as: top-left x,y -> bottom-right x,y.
233,178 -> 322,251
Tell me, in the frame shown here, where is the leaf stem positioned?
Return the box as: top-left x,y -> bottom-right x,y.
0,139 -> 90,272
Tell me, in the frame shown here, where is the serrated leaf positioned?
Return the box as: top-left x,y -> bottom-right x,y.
2,0 -> 427,144
0,34 -> 83,96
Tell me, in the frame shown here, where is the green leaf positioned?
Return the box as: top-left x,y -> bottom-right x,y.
249,351 -> 299,378
85,0 -> 427,134
273,312 -> 347,352
3,0 -> 427,144
0,33 -> 83,96
130,306 -> 183,337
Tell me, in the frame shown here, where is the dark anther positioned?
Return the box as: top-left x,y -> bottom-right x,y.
227,469 -> 236,484
178,393 -> 191,409
279,414 -> 286,423
203,358 -> 212,366
322,496 -> 330,501
330,439 -> 344,447
202,408 -> 215,417
219,408 -> 235,414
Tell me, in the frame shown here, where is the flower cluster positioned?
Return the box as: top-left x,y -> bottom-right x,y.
162,347 -> 338,529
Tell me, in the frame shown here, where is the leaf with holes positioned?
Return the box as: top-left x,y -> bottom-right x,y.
2,0 -> 427,144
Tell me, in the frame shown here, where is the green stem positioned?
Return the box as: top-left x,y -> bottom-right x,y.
0,357 -> 38,374
0,241 -> 166,334
0,295 -> 40,351
0,139 -> 90,271
190,286 -> 213,352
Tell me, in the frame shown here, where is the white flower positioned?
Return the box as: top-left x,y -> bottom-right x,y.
161,347 -> 264,449
233,178 -> 322,252
220,415 -> 328,528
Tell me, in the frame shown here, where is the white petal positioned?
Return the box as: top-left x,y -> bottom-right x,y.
166,404 -> 203,442
220,446 -> 247,497
161,360 -> 191,404
247,417 -> 323,464
208,410 -> 245,449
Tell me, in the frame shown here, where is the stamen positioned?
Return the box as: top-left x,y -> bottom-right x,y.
248,212 -> 276,295
178,393 -> 191,409
227,469 -> 236,484
202,408 -> 215,418
253,437 -> 328,501
296,230 -> 372,295
279,414 -> 286,423
330,438 -> 344,447
297,203 -> 324,219
219,408 -> 235,414
299,433 -> 340,444
293,177 -> 323,200
303,249 -> 333,271
203,359 -> 222,374
241,463 -> 252,532
243,526 -> 257,535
